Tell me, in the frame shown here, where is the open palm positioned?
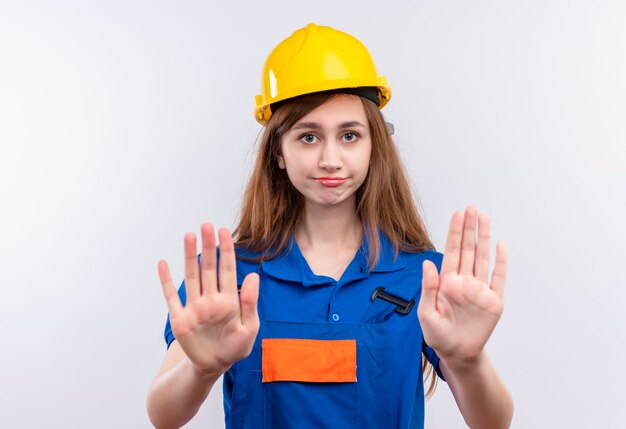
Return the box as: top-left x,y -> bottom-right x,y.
158,224 -> 260,373
418,206 -> 508,362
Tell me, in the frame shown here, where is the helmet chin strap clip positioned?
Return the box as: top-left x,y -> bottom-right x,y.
386,122 -> 395,136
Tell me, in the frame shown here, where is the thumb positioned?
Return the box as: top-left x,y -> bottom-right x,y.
418,260 -> 440,317
239,272 -> 260,332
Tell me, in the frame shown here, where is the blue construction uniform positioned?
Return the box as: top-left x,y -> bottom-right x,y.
164,230 -> 445,429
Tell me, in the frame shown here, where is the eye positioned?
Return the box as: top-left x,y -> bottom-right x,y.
299,133 -> 319,144
342,132 -> 359,142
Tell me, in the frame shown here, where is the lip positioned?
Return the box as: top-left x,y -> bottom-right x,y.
314,177 -> 347,187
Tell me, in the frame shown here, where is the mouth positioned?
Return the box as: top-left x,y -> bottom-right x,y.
314,177 -> 347,187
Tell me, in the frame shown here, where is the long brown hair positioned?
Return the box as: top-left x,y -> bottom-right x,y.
233,92 -> 438,396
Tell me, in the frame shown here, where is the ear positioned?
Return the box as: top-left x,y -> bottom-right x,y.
277,155 -> 285,169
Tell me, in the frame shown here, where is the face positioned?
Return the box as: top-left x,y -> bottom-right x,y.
277,95 -> 372,209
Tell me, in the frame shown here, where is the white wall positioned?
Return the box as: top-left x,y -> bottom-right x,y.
1,1 -> 624,427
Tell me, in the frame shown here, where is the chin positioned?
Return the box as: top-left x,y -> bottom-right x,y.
310,195 -> 355,208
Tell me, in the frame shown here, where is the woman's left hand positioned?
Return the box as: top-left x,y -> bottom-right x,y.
417,206 -> 508,363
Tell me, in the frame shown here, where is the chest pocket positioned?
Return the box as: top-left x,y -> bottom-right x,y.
261,338 -> 358,426
229,321 -> 417,429
258,322 -> 360,429
227,277 -> 423,429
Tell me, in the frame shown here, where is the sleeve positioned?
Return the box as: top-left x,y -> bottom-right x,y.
420,250 -> 446,381
422,341 -> 445,381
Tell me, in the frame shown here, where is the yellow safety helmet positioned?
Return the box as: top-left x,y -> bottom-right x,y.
254,23 -> 392,125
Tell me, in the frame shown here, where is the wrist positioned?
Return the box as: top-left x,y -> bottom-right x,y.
186,358 -> 230,381
439,349 -> 488,374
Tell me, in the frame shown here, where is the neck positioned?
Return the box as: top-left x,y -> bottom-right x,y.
295,197 -> 362,251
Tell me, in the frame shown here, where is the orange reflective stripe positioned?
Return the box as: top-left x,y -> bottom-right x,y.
262,338 -> 357,383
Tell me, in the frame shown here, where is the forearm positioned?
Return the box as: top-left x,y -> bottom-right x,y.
146,355 -> 224,429
439,351 -> 513,429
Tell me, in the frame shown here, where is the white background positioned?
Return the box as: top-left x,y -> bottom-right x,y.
1,1 -> 625,427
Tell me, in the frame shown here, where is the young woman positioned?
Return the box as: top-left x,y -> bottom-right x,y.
147,23 -> 513,429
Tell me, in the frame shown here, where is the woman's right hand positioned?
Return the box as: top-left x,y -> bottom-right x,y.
158,223 -> 260,375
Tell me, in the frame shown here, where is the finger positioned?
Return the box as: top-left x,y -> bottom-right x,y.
183,232 -> 201,301
158,260 -> 183,316
459,205 -> 479,275
217,227 -> 238,295
474,213 -> 491,283
199,223 -> 218,295
440,211 -> 464,275
490,241 -> 508,298
418,260 -> 440,317
239,273 -> 260,330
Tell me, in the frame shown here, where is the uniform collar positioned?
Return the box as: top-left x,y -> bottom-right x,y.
361,229 -> 406,273
261,229 -> 405,285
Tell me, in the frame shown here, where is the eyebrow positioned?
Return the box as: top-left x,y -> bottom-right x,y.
290,121 -> 367,131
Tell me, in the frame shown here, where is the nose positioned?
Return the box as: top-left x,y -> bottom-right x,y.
318,141 -> 343,171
